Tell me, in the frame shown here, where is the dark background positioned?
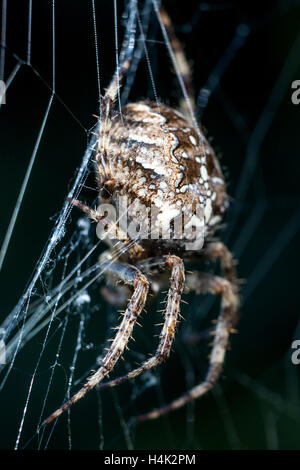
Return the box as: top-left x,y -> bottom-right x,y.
0,0 -> 300,450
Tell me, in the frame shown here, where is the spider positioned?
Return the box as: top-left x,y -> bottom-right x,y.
44,7 -> 240,426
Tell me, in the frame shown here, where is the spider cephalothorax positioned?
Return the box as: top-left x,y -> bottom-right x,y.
45,7 -> 239,426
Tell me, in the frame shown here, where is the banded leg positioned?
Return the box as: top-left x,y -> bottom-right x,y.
202,241 -> 238,284
97,58 -> 130,185
98,255 -> 185,391
202,241 -> 239,327
136,272 -> 239,422
44,261 -> 149,425
159,7 -> 196,119
184,241 -> 239,345
68,198 -> 145,260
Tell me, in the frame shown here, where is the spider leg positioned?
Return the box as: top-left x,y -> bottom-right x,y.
43,261 -> 149,425
98,255 -> 185,391
97,58 -> 130,184
159,7 -> 196,119
202,241 -> 239,285
202,241 -> 240,327
183,241 -> 240,346
135,271 -> 239,422
67,197 -> 145,260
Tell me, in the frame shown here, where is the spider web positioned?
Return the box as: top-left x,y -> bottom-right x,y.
1,0 -> 300,450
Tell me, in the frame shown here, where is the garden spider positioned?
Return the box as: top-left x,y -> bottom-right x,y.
44,6 -> 240,426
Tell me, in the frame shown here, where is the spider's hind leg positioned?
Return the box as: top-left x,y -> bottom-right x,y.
159,7 -> 196,119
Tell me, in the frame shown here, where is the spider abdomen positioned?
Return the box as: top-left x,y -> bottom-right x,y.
97,101 -> 228,251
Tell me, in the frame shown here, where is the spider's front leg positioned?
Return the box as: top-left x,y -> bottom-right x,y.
67,198 -> 145,260
44,260 -> 149,425
98,255 -> 185,391
136,270 -> 239,422
183,241 -> 240,345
